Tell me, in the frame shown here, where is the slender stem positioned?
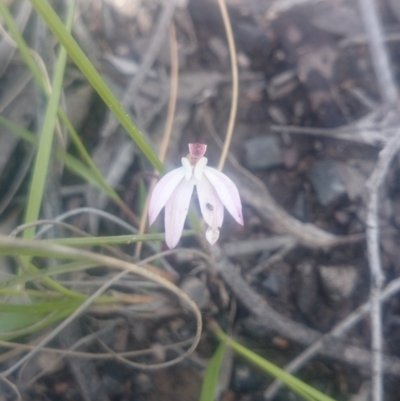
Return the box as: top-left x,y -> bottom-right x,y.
216,0 -> 239,171
358,0 -> 398,104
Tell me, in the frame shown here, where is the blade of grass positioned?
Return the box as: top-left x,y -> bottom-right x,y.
213,324 -> 337,401
39,232 -> 169,246
0,261 -> 100,289
0,236 -> 202,374
0,304 -> 80,340
22,0 -> 76,239
0,4 -> 139,219
199,342 -> 226,401
0,116 -> 117,196
28,0 -> 164,172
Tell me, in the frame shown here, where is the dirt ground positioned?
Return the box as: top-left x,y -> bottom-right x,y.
1,0 -> 400,400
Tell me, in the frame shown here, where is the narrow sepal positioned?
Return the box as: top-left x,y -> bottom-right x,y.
164,179 -> 195,248
203,167 -> 244,225
148,167 -> 185,226
196,176 -> 224,228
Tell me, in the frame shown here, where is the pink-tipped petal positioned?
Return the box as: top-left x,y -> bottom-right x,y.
196,176 -> 224,228
148,167 -> 185,226
206,227 -> 220,245
203,167 -> 244,225
189,143 -> 207,159
164,179 -> 195,249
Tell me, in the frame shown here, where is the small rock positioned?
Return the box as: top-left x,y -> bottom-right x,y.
295,263 -> 318,316
102,375 -> 125,397
292,191 -> 306,221
335,163 -> 367,201
208,37 -> 229,64
244,135 -> 282,170
180,277 -> 210,309
267,69 -> 298,99
319,265 -> 358,302
310,160 -> 346,205
134,373 -> 152,394
283,146 -> 299,169
268,106 -> 288,125
350,381 -> 370,401
262,273 -> 281,296
231,364 -> 262,393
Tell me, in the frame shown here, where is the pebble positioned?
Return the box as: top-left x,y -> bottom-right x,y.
262,273 -> 281,296
180,277 -> 210,309
319,265 -> 358,302
231,364 -> 262,393
310,160 -> 346,205
244,135 -> 282,170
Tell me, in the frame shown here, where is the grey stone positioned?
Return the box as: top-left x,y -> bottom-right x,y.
310,160 -> 346,205
262,273 -> 281,296
319,265 -> 358,302
180,277 -> 210,309
244,135 -> 282,170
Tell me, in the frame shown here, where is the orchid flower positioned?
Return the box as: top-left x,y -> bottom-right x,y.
149,143 -> 243,249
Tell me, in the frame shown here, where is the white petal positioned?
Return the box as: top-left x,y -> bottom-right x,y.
194,157 -> 208,180
148,167 -> 185,226
196,176 -> 224,228
203,167 -> 244,225
164,179 -> 195,249
181,157 -> 192,180
206,227 -> 220,245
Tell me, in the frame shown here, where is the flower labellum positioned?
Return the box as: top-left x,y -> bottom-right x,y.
149,143 -> 244,249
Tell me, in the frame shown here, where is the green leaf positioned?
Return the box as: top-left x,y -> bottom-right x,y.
0,311 -> 48,333
0,297 -> 81,339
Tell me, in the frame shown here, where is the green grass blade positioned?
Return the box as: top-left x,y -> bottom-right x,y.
0,303 -> 80,340
0,261 -> 99,289
61,153 -> 118,195
39,233 -> 168,246
214,326 -> 337,401
0,116 -> 36,144
0,299 -> 82,313
0,116 -> 119,198
29,0 -> 164,172
23,0 -> 76,239
0,1 -> 46,93
0,3 -> 135,211
199,342 -> 226,401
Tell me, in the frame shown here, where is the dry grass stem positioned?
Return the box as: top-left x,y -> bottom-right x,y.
216,0 -> 239,171
0,236 -> 202,376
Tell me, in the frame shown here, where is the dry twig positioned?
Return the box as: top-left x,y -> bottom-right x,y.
357,0 -> 399,397
358,0 -> 398,105
265,275 -> 400,399
212,246 -> 400,377
365,133 -> 400,401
